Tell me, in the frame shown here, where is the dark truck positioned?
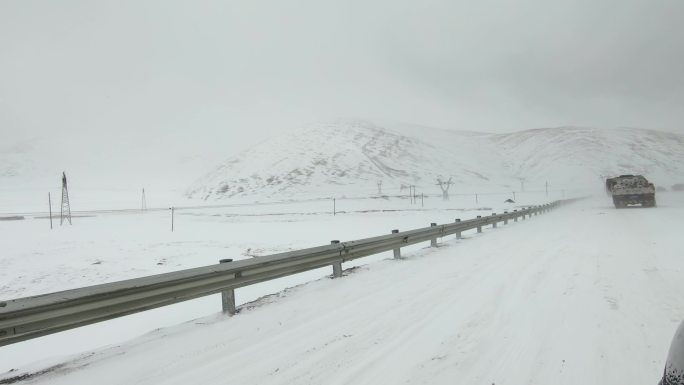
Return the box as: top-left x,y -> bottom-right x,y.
606,175 -> 656,208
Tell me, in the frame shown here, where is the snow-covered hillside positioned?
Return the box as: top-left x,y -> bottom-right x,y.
187,120 -> 510,200
187,121 -> 684,200
5,120 -> 684,207
492,126 -> 684,187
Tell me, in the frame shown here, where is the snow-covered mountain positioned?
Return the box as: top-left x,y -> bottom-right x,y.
187,120 -> 511,200
187,120 -> 684,200
492,126 -> 684,188
5,120 -> 684,203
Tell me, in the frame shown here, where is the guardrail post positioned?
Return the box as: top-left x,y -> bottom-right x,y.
331,240 -> 343,277
476,216 -> 482,233
455,219 -> 462,239
491,213 -> 497,228
430,223 -> 437,247
513,210 -> 518,222
219,259 -> 236,316
392,230 -> 401,258
503,211 -> 508,225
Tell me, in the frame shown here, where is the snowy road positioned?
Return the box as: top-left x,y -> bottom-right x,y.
3,195 -> 684,384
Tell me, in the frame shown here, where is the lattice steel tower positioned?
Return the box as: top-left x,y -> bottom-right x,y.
436,177 -> 454,201
60,172 -> 72,225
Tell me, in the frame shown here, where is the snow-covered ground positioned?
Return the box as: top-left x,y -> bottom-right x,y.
2,193 -> 683,383
0,191 -> 552,373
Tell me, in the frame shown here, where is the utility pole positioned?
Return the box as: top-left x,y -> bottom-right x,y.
377,180 -> 383,195
518,177 -> 526,192
436,177 -> 454,201
545,181 -> 549,198
170,206 -> 175,232
141,188 -> 147,211
60,172 -> 72,225
48,192 -> 53,230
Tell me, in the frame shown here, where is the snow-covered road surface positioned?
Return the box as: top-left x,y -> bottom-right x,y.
3,195 -> 684,384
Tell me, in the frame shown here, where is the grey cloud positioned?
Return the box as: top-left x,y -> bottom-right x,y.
1,0 -> 683,149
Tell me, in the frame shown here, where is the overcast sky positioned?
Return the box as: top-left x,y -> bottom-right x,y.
2,0 -> 684,154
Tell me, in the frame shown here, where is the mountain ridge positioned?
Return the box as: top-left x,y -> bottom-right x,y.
187,121 -> 684,200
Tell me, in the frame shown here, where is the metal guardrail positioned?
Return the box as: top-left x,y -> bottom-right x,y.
0,199 -> 577,347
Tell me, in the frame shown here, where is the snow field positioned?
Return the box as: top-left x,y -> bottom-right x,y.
0,193 -> 544,373
2,193 -> 683,383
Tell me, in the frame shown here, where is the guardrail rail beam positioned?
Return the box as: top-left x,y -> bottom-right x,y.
0,198 -> 578,347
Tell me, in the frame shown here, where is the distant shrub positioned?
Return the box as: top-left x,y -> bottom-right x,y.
656,186 -> 667,192
671,184 -> 684,192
